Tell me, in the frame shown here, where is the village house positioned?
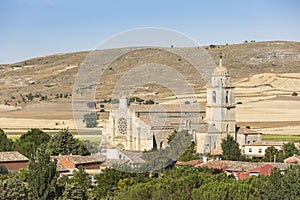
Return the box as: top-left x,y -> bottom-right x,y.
242,141 -> 284,158
53,154 -> 105,176
195,160 -> 291,179
0,151 -> 29,172
284,155 -> 300,164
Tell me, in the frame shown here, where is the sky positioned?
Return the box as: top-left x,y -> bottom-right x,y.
0,0 -> 299,64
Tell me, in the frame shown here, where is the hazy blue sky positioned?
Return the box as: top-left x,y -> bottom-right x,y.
1,0 -> 299,64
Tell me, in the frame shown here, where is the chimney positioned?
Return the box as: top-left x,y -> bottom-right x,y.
203,155 -> 207,164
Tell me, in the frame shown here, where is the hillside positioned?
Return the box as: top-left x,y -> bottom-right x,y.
0,41 -> 299,106
0,41 -> 299,135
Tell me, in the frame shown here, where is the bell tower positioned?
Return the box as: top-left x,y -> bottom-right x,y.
206,56 -> 236,139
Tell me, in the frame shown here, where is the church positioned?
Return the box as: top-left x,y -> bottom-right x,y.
103,59 -> 261,155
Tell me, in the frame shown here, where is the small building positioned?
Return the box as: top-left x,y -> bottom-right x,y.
284,155 -> 300,164
54,155 -> 106,175
102,148 -> 145,168
248,164 -> 274,177
0,151 -> 29,172
242,141 -> 284,158
196,160 -> 290,180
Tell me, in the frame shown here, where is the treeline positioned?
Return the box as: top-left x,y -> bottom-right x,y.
1,161 -> 300,199
112,166 -> 300,200
1,129 -> 300,199
0,128 -> 92,159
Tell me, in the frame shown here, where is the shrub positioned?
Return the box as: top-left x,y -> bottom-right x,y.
0,165 -> 8,174
87,102 -> 96,109
26,93 -> 34,101
292,92 -> 298,96
145,99 -> 155,105
185,101 -> 190,104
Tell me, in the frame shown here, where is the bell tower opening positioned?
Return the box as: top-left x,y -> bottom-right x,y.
212,91 -> 216,103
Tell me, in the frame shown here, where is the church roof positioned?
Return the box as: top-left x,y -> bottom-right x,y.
237,127 -> 261,135
129,103 -> 206,113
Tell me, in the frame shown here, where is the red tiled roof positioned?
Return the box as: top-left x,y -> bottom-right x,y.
249,164 -> 274,175
284,155 -> 300,163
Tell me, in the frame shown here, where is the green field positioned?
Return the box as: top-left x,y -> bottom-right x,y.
262,134 -> 300,142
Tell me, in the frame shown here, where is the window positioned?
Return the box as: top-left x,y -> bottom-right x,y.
226,124 -> 229,134
212,91 -> 216,103
213,142 -> 217,149
249,148 -> 252,153
225,91 -> 229,103
258,148 -> 262,153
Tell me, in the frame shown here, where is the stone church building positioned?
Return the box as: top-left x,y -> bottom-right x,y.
103,60 -> 261,155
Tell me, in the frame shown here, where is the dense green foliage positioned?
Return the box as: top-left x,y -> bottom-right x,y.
178,142 -> 200,161
0,165 -> 8,174
1,155 -> 300,199
28,149 -> 58,200
82,140 -> 99,154
0,129 -> 13,151
46,129 -> 89,155
0,174 -> 30,200
1,129 -> 300,199
283,141 -> 299,157
221,134 -> 241,160
14,128 -> 50,158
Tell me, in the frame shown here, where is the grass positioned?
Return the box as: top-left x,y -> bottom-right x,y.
262,134 -> 300,142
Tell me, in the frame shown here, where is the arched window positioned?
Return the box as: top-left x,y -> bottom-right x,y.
212,91 -> 216,103
160,141 -> 164,149
186,120 -> 191,130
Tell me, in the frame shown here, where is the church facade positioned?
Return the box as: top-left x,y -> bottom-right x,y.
103,61 -> 261,155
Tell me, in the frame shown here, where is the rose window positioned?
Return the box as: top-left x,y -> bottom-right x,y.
117,118 -> 127,135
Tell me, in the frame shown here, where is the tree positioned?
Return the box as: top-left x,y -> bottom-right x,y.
72,167 -> 91,191
46,129 -> 89,155
28,149 -> 58,200
283,142 -> 298,158
83,112 -> 98,128
221,134 -> 241,161
0,165 -> 8,174
178,142 -> 199,162
82,140 -> 99,154
0,174 -> 29,199
62,182 -> 88,200
264,146 -> 279,162
0,129 -> 13,151
167,131 -> 176,145
87,101 -> 96,109
14,128 -> 50,158
145,99 -> 155,104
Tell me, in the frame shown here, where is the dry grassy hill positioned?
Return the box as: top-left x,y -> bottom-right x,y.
0,41 -> 299,135
0,41 -> 299,106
